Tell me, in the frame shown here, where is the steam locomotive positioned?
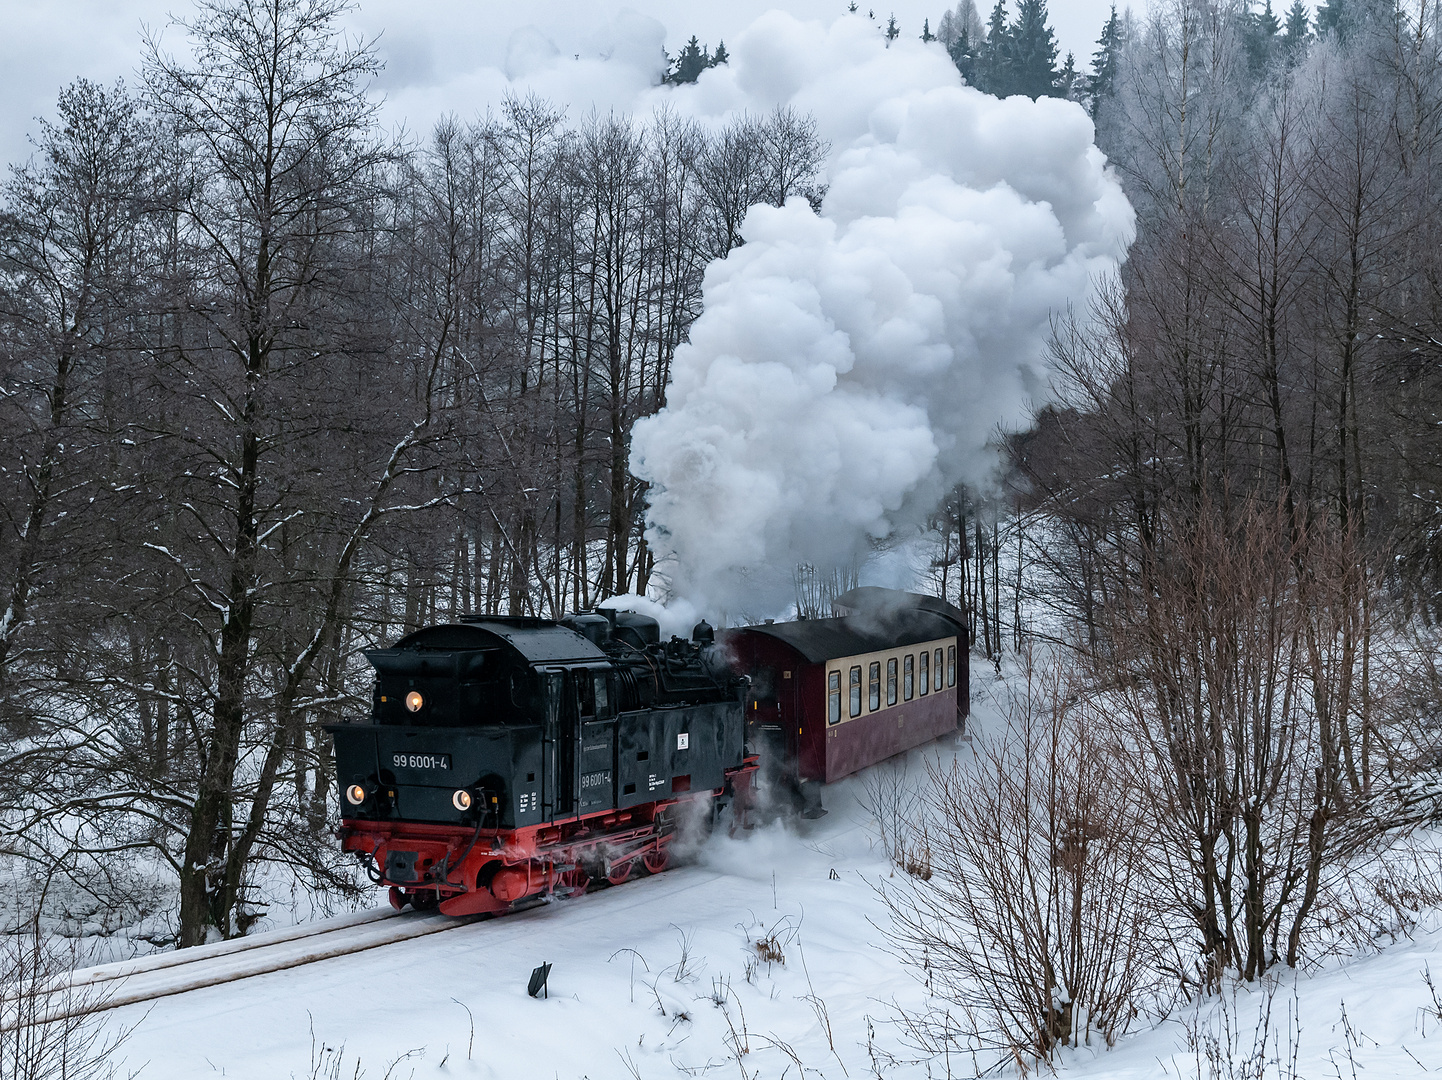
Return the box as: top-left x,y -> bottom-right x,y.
328,588 -> 968,915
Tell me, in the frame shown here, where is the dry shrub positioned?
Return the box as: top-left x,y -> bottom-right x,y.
1167,975 -> 1302,1080
0,926 -> 134,1080
753,935 -> 786,967
746,914 -> 798,970
1103,499 -> 1442,981
858,758 -> 935,880
882,649 -> 1160,1069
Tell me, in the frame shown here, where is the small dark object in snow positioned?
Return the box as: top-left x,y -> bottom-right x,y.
829,868 -> 840,880
528,962 -> 552,998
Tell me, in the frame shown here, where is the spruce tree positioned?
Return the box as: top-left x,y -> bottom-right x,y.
712,40 -> 729,66
885,13 -> 901,43
1315,0 -> 1348,40
922,17 -> 935,42
1088,5 -> 1125,119
1281,0 -> 1311,62
1057,50 -> 1079,100
666,36 -> 711,84
1245,0 -> 1281,74
977,0 -> 1012,95
950,25 -> 980,84
1010,0 -> 1060,99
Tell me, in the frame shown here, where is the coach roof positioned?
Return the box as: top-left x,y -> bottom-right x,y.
727,611 -> 958,665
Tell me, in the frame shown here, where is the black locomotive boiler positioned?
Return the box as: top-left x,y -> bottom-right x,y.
329,589 -> 968,914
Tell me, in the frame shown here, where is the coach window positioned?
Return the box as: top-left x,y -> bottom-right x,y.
919,650 -> 929,695
934,648 -> 944,692
849,666 -> 862,718
868,662 -> 881,711
903,654 -> 914,700
886,658 -> 898,706
828,671 -> 842,725
947,645 -> 957,688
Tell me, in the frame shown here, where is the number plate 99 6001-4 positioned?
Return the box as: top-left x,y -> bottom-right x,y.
391,752 -> 451,771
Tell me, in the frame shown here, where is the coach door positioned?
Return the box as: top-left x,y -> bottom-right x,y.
746,669 -> 792,772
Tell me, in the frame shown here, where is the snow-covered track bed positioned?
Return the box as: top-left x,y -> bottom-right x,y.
30,906 -> 485,1018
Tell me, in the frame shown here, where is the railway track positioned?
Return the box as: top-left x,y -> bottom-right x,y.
31,905 -> 485,1020
17,859 -> 723,1027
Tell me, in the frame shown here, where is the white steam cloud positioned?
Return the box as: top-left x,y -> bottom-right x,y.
629,12 -> 1134,617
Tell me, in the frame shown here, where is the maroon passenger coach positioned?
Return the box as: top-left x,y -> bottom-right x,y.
723,588 -> 969,814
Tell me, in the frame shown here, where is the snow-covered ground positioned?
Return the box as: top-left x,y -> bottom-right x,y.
98,758 -> 1442,1080
76,671 -> 1437,1078
106,769 -> 939,1079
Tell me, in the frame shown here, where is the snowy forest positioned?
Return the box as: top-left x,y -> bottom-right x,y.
3,0 -> 1442,1073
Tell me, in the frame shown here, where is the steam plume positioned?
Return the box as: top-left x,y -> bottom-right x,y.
629,12 -> 1133,617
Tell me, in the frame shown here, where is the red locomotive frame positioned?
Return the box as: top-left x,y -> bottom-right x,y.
338,759 -> 757,915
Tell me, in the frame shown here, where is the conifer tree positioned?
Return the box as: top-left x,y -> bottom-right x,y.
665,35 -> 713,84
1088,4 -> 1124,119
977,0 -> 1012,95
1057,50 -> 1079,100
1245,0 -> 1281,74
712,40 -> 729,66
1315,0 -> 1348,39
950,24 -> 980,84
1010,0 -> 1060,99
885,13 -> 901,43
922,17 -> 935,42
1281,0 -> 1311,62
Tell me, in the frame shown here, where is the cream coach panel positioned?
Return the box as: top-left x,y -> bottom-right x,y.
823,636 -> 957,726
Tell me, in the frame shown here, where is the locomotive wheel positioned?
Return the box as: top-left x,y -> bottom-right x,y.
408,890 -> 439,912
557,866 -> 590,897
641,846 -> 670,875
606,859 -> 634,886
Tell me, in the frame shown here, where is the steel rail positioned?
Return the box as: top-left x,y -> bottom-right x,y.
12,908 -> 485,1024
14,861 -> 721,1025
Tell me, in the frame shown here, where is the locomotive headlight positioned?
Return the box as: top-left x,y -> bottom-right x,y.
452,789 -> 473,812
405,690 -> 424,713
345,784 -> 367,806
